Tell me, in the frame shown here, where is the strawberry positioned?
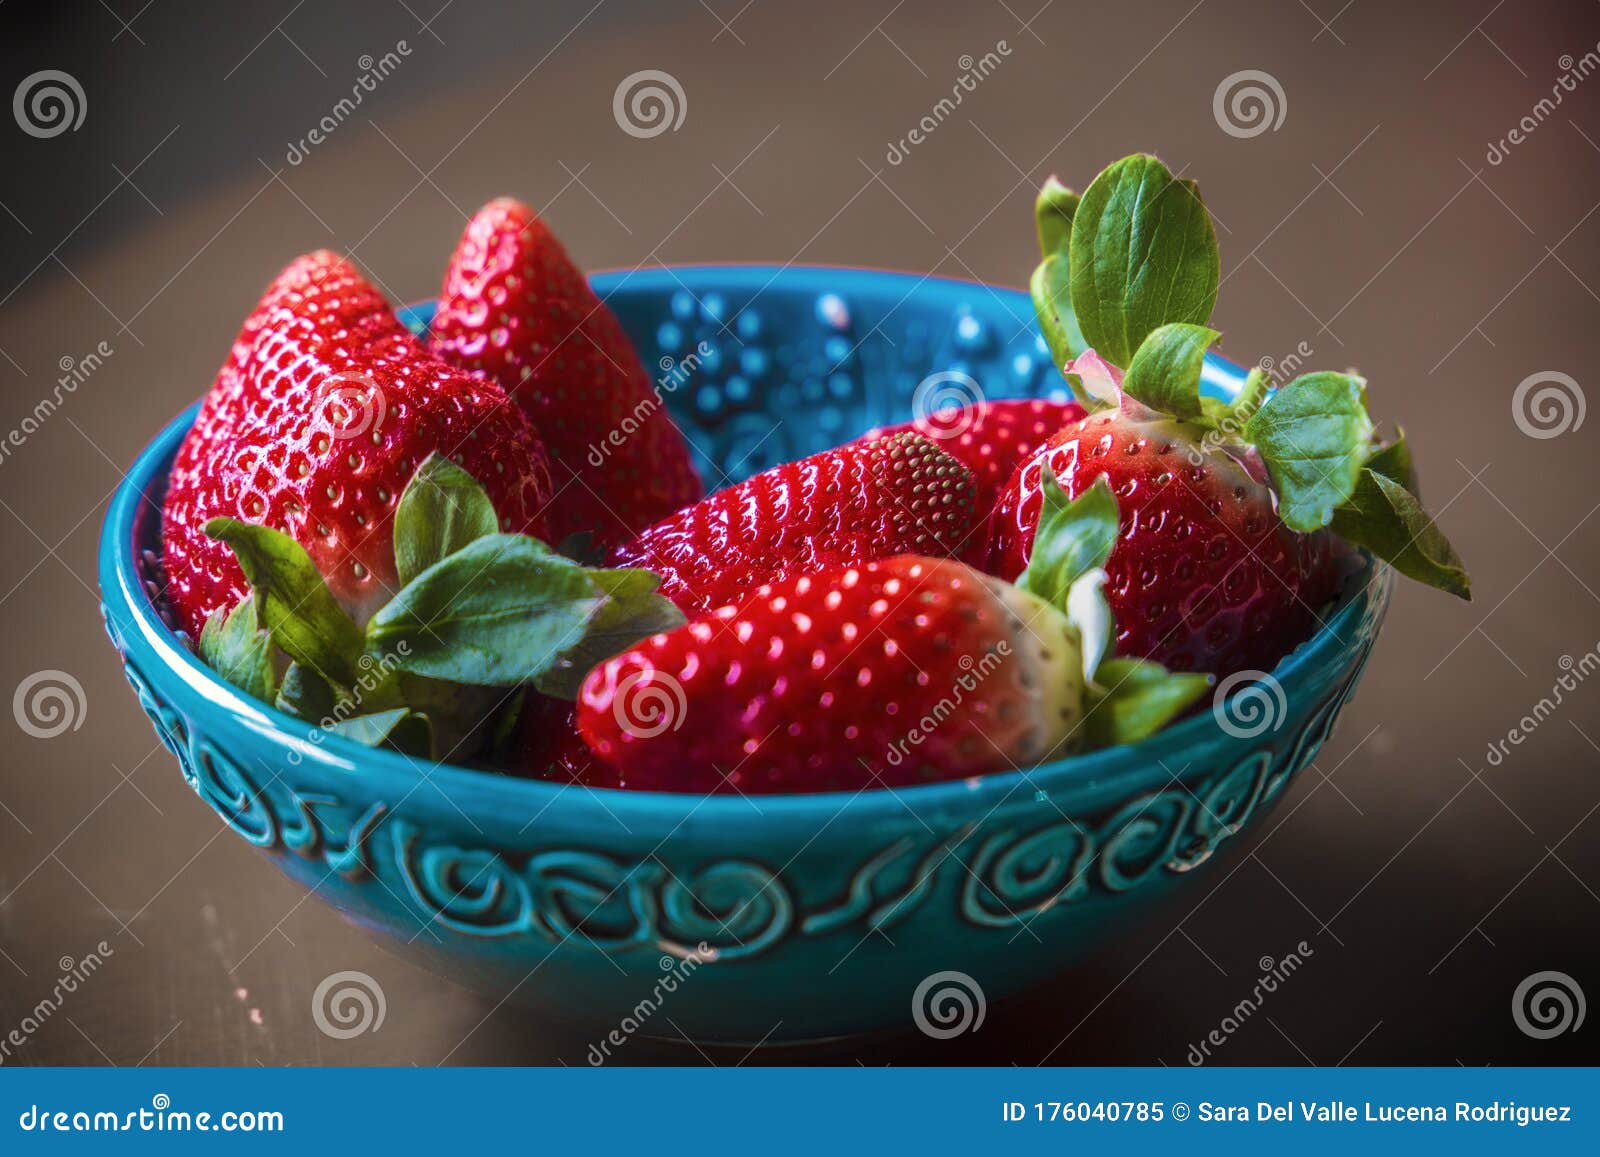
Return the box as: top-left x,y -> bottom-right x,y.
429,198 -> 701,546
195,449 -> 683,765
997,154 -> 1469,679
577,499 -> 1212,795
606,431 -> 979,616
858,397 -> 1086,523
576,556 -> 1089,792
989,395 -> 1342,677
510,692 -> 622,788
162,250 -> 554,640
176,251 -> 404,468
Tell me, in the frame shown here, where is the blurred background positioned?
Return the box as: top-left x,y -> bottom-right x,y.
1,0 -> 1597,1065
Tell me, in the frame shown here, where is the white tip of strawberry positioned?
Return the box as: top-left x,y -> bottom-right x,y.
985,578 -> 1087,762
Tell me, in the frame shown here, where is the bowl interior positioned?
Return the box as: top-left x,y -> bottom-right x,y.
106,265 -> 1384,821
402,265 -> 1253,489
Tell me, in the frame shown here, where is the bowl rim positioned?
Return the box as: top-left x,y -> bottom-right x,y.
100,263 -> 1388,822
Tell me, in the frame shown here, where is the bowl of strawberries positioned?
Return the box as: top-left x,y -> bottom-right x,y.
98,155 -> 1465,1043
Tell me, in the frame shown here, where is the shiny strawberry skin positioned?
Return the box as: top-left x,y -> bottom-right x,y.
162,251 -> 554,640
607,432 -> 979,616
988,403 -> 1341,677
182,252 -> 405,453
576,556 -> 1080,793
860,397 -> 1086,523
429,198 -> 701,546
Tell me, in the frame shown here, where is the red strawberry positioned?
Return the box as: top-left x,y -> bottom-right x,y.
1007,154 -> 1468,682
607,432 -> 979,616
183,251 -> 405,450
858,397 -> 1086,522
576,556 -> 1088,793
988,397 -> 1341,677
162,251 -> 553,640
509,692 -> 623,788
429,198 -> 701,546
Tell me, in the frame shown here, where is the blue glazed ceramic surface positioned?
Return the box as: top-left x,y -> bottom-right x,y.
98,266 -> 1390,1043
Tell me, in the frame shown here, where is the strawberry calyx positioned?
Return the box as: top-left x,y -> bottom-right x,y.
1028,152 -> 1470,600
1015,469 -> 1213,748
199,452 -> 683,762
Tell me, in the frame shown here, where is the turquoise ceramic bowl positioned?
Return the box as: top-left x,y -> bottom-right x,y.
99,266 -> 1390,1043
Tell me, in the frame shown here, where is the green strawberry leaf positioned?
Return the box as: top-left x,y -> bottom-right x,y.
1330,468 -> 1471,600
1084,657 -> 1213,748
198,594 -> 279,703
204,518 -> 365,690
1243,371 -> 1374,532
1016,472 -> 1119,610
1035,175 -> 1079,255
324,707 -> 426,751
385,711 -> 435,757
275,662 -> 336,722
393,452 -> 501,587
1365,431 -> 1418,496
535,568 -> 687,700
1030,178 -> 1089,384
1121,323 -> 1220,421
392,675 -> 513,762
366,533 -> 604,686
1069,155 -> 1220,367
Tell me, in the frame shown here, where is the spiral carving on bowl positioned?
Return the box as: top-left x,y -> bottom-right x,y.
116,656 -> 190,778
111,641 -> 1364,960
391,821 -> 792,958
112,654 -> 382,879
381,686 -> 1346,950
962,822 -> 1095,927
